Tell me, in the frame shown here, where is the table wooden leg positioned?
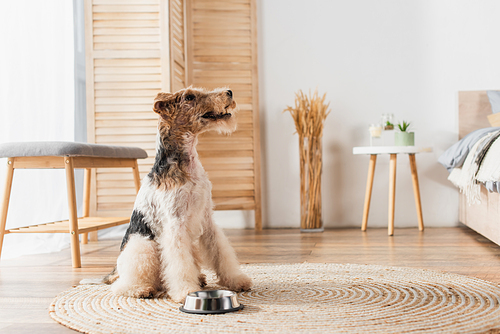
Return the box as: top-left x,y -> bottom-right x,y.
0,158 -> 14,260
65,157 -> 81,268
409,154 -> 424,231
362,154 -> 377,231
388,154 -> 397,236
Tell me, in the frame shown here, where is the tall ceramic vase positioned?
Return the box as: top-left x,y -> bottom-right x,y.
299,135 -> 324,232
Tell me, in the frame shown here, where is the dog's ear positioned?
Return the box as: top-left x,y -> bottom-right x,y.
153,92 -> 179,118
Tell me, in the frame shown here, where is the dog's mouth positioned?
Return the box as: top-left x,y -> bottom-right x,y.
201,111 -> 232,120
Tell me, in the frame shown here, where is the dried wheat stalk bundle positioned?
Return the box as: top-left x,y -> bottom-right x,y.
284,89 -> 330,230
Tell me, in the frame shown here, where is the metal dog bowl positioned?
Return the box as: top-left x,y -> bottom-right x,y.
180,290 -> 244,314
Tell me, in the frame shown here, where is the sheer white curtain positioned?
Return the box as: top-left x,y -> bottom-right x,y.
0,0 -> 75,259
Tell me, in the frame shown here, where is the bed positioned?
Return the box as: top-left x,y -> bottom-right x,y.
440,91 -> 500,246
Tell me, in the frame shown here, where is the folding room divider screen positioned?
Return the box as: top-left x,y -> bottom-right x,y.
84,0 -> 262,229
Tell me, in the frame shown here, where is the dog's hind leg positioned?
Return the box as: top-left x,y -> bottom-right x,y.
111,234 -> 162,298
200,215 -> 252,292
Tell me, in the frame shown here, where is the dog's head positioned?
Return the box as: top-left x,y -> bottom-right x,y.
153,86 -> 238,136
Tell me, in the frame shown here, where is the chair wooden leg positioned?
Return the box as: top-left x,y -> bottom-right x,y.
65,157 -> 81,268
388,154 -> 397,236
409,154 -> 424,231
0,158 -> 15,260
132,160 -> 141,193
361,154 -> 377,231
88,232 -> 98,242
81,168 -> 91,244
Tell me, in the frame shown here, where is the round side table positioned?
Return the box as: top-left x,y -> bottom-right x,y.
353,146 -> 433,236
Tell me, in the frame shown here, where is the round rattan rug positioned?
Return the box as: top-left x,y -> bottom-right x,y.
50,263 -> 500,333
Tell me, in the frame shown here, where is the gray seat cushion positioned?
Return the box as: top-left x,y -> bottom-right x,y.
0,142 -> 148,159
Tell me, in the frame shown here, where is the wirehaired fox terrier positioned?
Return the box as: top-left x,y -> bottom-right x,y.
104,87 -> 252,302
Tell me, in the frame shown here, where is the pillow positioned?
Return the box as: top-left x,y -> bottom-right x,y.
484,181 -> 500,193
438,127 -> 500,172
487,90 -> 500,114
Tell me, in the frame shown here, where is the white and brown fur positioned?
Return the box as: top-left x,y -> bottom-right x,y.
103,87 -> 252,303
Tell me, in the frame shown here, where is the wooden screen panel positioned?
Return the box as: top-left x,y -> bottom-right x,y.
187,0 -> 262,229
85,0 -> 169,216
85,0 -> 262,229
170,0 -> 187,91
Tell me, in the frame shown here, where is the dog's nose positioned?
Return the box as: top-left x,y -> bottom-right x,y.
226,90 -> 233,98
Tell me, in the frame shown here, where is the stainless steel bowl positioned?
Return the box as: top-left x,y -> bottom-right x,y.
180,290 -> 244,314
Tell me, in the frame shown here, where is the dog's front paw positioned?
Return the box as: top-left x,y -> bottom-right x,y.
169,285 -> 200,303
218,273 -> 252,292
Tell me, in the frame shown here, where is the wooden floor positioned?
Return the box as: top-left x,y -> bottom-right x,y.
1,226 -> 500,333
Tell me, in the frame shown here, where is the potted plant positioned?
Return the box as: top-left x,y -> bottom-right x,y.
384,121 -> 394,130
394,121 -> 414,146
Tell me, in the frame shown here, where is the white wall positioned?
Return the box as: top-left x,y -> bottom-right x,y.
257,0 -> 500,228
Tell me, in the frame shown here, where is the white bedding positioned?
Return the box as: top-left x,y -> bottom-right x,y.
448,133 -> 492,204
441,128 -> 500,204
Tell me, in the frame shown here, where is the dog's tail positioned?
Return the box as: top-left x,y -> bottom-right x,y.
103,265 -> 119,284
79,266 -> 119,285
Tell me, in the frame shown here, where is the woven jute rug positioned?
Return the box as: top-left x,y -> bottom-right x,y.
50,263 -> 500,333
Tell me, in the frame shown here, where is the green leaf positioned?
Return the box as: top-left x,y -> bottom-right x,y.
397,121 -> 411,132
